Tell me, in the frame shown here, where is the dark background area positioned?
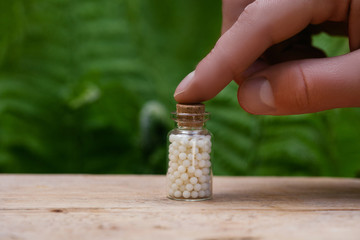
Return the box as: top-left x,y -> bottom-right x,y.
1,0 -> 360,177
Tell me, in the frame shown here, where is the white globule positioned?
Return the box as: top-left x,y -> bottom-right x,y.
183,191 -> 191,198
173,150 -> 179,157
167,134 -> 212,199
191,191 -> 199,198
199,175 -> 207,183
195,169 -> 203,177
199,160 -> 206,168
175,179 -> 183,186
190,177 -> 198,185
188,166 -> 195,174
183,160 -> 190,167
181,173 -> 189,181
174,191 -> 182,198
178,145 -> 186,152
199,190 -> 205,198
194,183 -> 202,191
178,165 -> 186,173
186,183 -> 194,191
202,168 -> 210,175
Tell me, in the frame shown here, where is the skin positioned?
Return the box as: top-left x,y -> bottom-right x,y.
174,0 -> 360,115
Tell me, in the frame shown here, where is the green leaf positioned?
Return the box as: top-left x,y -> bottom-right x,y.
1,0 -> 359,177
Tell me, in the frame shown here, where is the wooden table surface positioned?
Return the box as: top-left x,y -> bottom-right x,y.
1,175 -> 360,240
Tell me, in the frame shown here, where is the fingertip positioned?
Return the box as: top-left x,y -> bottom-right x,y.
174,47 -> 235,103
174,71 -> 195,98
173,71 -> 207,103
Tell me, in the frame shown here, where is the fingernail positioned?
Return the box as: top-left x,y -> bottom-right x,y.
174,71 -> 195,97
239,77 -> 276,114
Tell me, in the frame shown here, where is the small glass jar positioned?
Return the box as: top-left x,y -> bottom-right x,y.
166,103 -> 213,201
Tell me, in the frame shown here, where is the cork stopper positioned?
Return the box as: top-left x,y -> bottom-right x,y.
176,103 -> 205,115
174,103 -> 208,128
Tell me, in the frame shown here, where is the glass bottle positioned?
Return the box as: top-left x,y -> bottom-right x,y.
166,103 -> 213,201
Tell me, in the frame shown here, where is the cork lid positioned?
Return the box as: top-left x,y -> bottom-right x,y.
176,103 -> 205,115
173,103 -> 209,127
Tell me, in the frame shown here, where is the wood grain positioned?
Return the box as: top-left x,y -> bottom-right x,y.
1,175 -> 360,240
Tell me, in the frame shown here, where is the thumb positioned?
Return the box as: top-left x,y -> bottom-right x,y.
238,50 -> 360,115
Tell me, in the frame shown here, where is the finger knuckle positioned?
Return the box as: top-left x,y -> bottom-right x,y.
293,64 -> 311,111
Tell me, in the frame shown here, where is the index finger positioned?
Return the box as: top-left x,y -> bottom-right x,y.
174,0 -> 349,103
221,0 -> 255,34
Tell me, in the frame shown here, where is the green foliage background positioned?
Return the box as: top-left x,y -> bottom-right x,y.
1,0 -> 360,176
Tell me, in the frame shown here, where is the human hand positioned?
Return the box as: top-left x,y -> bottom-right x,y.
174,0 -> 360,115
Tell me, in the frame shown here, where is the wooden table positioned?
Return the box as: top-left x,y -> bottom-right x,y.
1,175 -> 360,240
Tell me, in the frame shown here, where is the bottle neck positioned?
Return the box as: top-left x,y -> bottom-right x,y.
176,123 -> 205,130
171,111 -> 210,130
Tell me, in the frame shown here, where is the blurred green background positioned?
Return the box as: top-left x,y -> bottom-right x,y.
1,0 -> 360,177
